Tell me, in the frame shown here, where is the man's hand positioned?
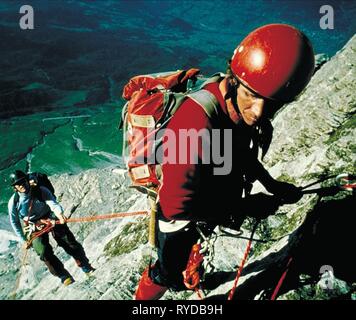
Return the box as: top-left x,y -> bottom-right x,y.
242,193 -> 281,219
57,215 -> 67,225
266,180 -> 303,204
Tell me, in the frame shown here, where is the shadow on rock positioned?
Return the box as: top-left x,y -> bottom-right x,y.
214,194 -> 355,300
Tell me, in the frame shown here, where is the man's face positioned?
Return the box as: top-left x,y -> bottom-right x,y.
236,84 -> 266,126
14,180 -> 29,193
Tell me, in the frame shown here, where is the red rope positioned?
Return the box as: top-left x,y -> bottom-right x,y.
183,243 -> 205,299
341,183 -> 356,189
227,222 -> 258,300
195,287 -> 204,300
227,237 -> 253,300
270,257 -> 293,300
26,221 -> 55,247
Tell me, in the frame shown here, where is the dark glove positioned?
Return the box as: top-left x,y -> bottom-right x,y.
266,180 -> 302,204
220,213 -> 246,231
242,193 -> 280,219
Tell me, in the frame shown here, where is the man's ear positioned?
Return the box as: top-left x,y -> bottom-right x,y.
224,78 -> 239,100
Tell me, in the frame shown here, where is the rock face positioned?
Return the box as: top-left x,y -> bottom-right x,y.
0,35 -> 355,300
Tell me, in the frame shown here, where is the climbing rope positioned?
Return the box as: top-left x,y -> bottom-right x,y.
270,257 -> 293,300
300,173 -> 355,192
26,210 -> 149,247
11,244 -> 29,299
227,221 -> 259,300
182,224 -> 218,300
182,243 -> 205,299
64,210 -> 148,223
299,174 -> 339,190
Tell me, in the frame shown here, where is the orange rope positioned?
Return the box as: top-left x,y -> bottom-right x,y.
27,211 -> 149,245
63,211 -> 149,223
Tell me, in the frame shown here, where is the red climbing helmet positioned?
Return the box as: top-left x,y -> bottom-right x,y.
230,24 -> 315,102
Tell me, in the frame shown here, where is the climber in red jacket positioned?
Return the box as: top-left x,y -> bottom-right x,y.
135,24 -> 315,300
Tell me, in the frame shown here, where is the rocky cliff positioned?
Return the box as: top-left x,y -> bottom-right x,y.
0,35 -> 355,300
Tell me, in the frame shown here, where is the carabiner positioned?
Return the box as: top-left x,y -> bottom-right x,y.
336,173 -> 356,191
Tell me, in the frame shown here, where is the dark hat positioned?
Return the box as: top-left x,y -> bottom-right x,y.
9,170 -> 28,186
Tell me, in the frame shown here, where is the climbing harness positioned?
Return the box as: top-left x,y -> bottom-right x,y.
182,220 -> 261,301
227,221 -> 259,300
25,219 -> 56,247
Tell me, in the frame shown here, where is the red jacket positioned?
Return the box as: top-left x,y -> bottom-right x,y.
159,82 -> 261,222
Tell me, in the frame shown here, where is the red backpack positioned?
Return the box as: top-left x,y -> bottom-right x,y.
121,68 -> 223,194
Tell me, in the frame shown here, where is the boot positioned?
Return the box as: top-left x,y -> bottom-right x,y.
75,259 -> 95,275
44,259 -> 73,284
61,276 -> 75,286
134,266 -> 167,300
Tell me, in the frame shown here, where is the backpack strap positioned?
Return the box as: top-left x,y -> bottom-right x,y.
32,186 -> 44,202
187,89 -> 220,118
13,192 -> 20,209
186,72 -> 225,118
